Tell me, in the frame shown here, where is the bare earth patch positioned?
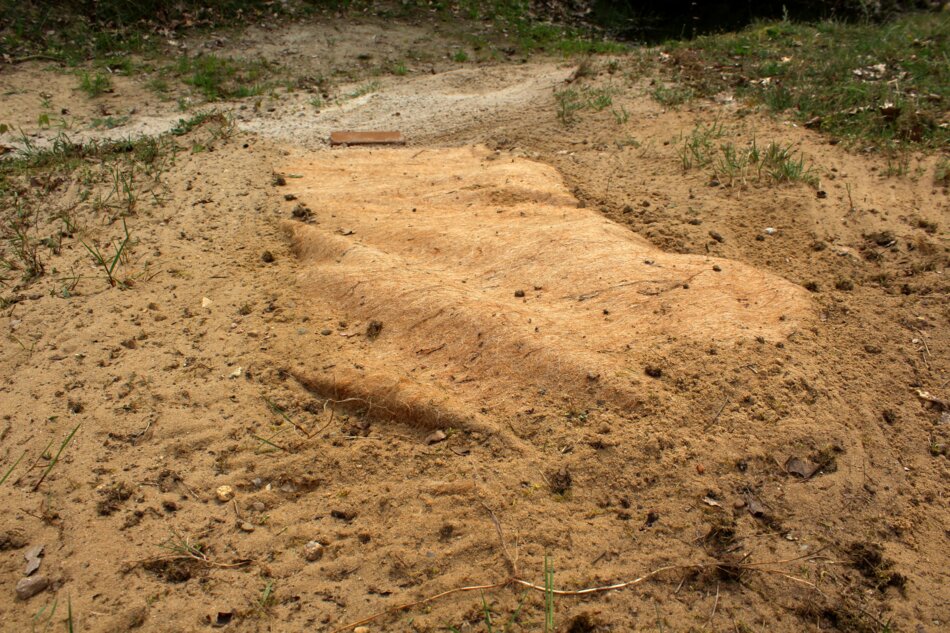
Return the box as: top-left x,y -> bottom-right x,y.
0,21 -> 947,633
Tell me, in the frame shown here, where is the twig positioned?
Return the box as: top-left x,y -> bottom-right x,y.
478,499 -> 517,576
704,396 -> 730,430
329,582 -> 507,632
707,582 -> 720,628
329,556 -> 827,633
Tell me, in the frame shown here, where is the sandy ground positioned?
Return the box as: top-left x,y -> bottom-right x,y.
0,17 -> 948,633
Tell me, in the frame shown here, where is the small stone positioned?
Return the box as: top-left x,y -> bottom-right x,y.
514,289 -> 525,298
24,544 -> 44,576
708,231 -> 724,243
712,265 -> 722,272
239,521 -> 255,532
283,193 -> 297,201
354,627 -> 370,633
251,502 -> 266,512
425,430 -> 447,445
695,463 -> 705,475
201,297 -> 213,309
303,541 -> 325,561
764,227 -> 776,235
320,329 -> 332,336
261,250 -> 275,263
16,575 -> 48,600
215,485 -> 234,503
644,365 -> 662,378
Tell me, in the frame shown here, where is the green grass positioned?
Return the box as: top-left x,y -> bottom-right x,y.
660,12 -> 950,148
77,71 -> 112,97
345,80 -> 380,99
652,84 -> 694,107
715,139 -> 819,187
81,218 -> 133,288
678,120 -> 726,170
32,423 -> 81,491
176,54 -> 275,101
555,86 -> 616,125
0,1 -> 286,64
677,121 -> 818,187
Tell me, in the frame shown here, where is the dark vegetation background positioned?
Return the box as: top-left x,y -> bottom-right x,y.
1,1 -> 943,42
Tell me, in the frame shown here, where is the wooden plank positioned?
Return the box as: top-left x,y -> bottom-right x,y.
329,131 -> 405,146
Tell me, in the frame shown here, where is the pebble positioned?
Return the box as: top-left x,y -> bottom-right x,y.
303,541 -> 325,562
201,297 -> 213,309
251,501 -> 266,512
354,627 -> 370,633
15,576 -> 48,600
215,485 -> 234,503
239,522 -> 255,533
425,430 -> 447,445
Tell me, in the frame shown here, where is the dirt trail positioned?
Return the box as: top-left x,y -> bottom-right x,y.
0,21 -> 948,633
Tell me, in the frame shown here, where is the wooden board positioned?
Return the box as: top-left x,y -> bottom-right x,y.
329,131 -> 405,146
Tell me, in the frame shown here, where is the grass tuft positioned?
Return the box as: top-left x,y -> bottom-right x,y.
78,71 -> 112,97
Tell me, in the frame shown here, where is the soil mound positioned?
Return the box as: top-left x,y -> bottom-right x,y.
283,146 -> 812,433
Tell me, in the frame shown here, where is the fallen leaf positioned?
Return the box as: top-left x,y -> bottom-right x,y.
745,496 -> 767,518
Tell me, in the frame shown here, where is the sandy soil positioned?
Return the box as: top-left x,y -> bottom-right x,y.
0,17 -> 948,633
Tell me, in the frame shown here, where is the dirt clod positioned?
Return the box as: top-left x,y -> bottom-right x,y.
0,531 -> 27,551
291,203 -> 312,220
365,320 -> 383,340
330,509 -> 357,522
550,467 -> 572,495
143,558 -> 199,583
848,542 -> 906,591
644,365 -> 663,378
97,481 -> 134,516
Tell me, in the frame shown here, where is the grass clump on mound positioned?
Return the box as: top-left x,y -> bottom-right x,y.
657,12 -> 949,149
